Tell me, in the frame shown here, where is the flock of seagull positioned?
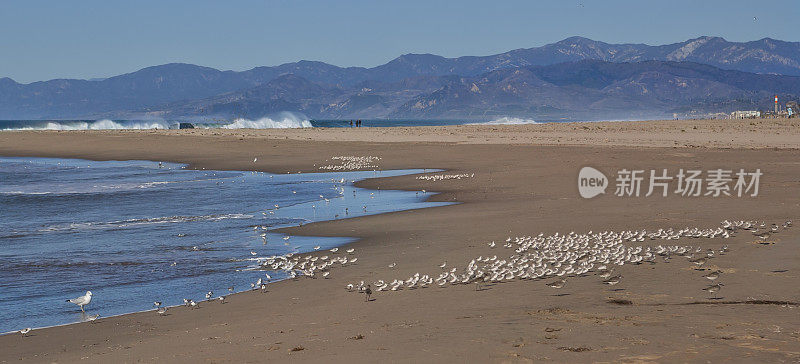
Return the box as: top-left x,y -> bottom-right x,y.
415,173 -> 475,181
317,156 -> 381,171
20,156 -> 794,340
20,214 -> 793,338
153,246 -> 362,316
347,220 -> 792,300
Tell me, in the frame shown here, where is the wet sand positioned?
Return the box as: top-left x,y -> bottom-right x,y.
1,119 -> 799,363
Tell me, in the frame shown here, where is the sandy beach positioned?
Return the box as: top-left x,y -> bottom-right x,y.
1,119 -> 799,363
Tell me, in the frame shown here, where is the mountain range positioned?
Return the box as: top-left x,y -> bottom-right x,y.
1,36 -> 799,120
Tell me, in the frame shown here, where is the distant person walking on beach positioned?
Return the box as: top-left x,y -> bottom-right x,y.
364,284 -> 372,301
350,120 -> 353,127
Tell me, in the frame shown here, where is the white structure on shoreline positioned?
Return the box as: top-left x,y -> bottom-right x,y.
731,110 -> 761,119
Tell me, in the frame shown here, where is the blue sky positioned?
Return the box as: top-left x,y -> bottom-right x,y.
1,0 -> 797,83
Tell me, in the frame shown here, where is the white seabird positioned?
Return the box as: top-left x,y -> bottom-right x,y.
66,291 -> 93,312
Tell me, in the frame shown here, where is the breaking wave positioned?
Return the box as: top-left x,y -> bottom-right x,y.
218,115 -> 312,129
0,113 -> 313,130
469,117 -> 540,125
3,119 -> 172,130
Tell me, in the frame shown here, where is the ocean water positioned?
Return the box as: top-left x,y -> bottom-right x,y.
0,116 -> 548,131
0,157 -> 449,333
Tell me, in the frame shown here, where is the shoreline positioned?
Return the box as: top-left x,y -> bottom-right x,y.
1,121 -> 799,362
0,157 -> 449,334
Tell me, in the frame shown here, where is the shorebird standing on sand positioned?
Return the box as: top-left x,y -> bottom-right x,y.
689,256 -> 708,268
19,328 -> 31,337
546,279 -> 566,289
703,270 -> 721,281
703,283 -> 724,298
66,291 -> 92,312
603,275 -> 622,286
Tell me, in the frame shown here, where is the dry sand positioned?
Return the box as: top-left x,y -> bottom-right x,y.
0,119 -> 799,363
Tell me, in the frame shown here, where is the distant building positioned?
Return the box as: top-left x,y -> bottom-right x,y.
731,110 -> 761,119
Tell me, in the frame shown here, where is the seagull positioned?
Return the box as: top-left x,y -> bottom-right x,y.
389,262 -> 397,269
546,279 -> 566,289
189,300 -> 198,309
206,291 -> 213,300
346,248 -> 355,254
228,286 -> 235,293
439,261 -> 447,269
66,291 -> 93,312
157,307 -> 168,316
19,328 -> 31,337
314,246 -> 321,250
153,301 -> 162,308
253,157 -> 258,162
217,296 -> 226,304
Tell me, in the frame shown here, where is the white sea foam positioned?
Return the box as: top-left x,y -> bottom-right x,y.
468,117 -> 539,125
218,114 -> 312,129
2,112 -> 313,130
37,213 -> 254,232
4,119 -> 172,130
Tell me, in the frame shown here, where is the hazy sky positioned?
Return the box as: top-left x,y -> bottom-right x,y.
2,0 -> 797,83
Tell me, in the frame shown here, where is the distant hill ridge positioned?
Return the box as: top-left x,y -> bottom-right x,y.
1,36 -> 799,119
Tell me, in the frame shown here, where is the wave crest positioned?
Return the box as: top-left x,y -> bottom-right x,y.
1,112 -> 313,130
469,117 -> 539,125
5,119 -> 171,130
219,114 -> 312,129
